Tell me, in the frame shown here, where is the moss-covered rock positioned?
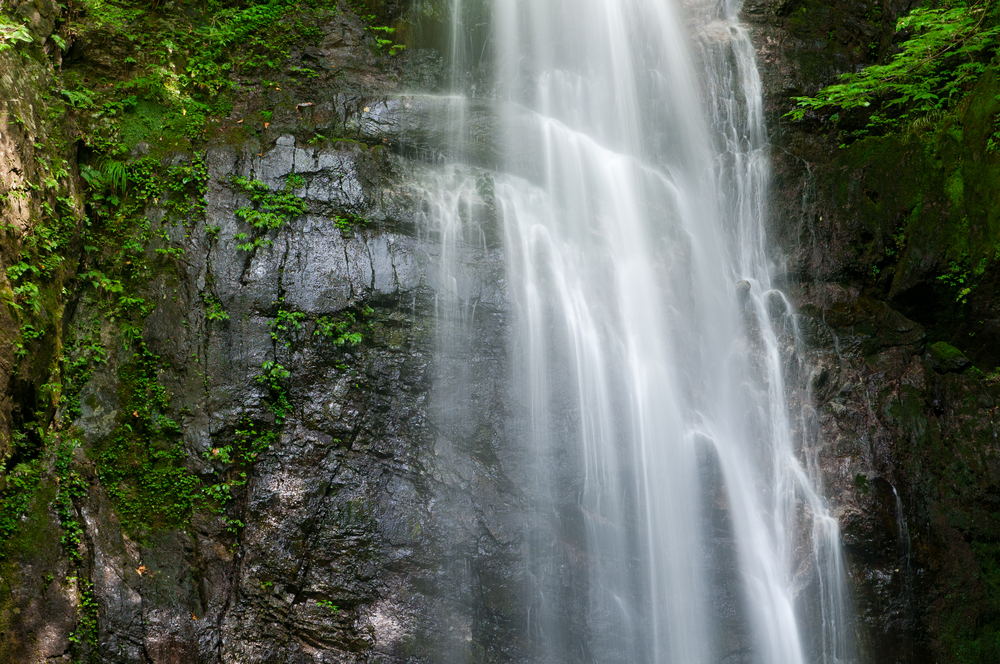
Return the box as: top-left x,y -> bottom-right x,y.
927,342 -> 972,374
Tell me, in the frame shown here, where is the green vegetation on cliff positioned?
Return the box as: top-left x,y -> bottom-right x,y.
790,0 -> 1000,141
786,0 -> 1000,363
0,6 -> 396,657
820,65 -> 1000,362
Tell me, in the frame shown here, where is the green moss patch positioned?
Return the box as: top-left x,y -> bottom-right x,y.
92,345 -> 199,537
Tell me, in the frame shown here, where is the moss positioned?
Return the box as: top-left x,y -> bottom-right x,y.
893,373 -> 1000,663
91,345 -> 200,538
0,474 -> 62,662
832,67 -> 1000,286
924,341 -> 973,375
817,67 -> 1000,372
938,540 -> 1000,664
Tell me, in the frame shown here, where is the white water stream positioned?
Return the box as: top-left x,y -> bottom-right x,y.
419,0 -> 857,661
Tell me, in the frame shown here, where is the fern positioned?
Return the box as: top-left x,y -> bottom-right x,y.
788,0 -> 1000,134
100,160 -> 129,194
0,18 -> 33,51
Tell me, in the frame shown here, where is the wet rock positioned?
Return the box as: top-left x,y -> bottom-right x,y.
16,0 -> 59,39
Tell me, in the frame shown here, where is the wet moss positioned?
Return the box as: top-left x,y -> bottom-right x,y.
0,475 -> 62,662
90,345 -> 200,538
817,66 -> 1000,372
928,342 -> 972,373
938,540 -> 1000,664
888,372 -> 1000,663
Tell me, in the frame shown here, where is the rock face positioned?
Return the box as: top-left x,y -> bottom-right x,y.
0,0 -> 80,459
66,134 -> 527,662
1,2 -> 529,661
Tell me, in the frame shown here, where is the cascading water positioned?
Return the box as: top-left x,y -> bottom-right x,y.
417,0 -> 858,661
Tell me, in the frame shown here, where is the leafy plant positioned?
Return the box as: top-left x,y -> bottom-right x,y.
369,24 -> 406,55
334,211 -> 371,235
0,458 -> 42,554
987,110 -> 1000,153
788,1 -> 1000,137
270,305 -> 306,347
256,361 -> 292,423
231,174 -> 307,251
67,577 -> 98,652
0,17 -> 33,50
54,437 -> 88,567
317,599 -> 339,614
202,292 -> 230,321
60,323 -> 108,424
95,345 -> 200,536
314,311 -> 364,346
62,88 -> 96,109
937,255 -> 990,304
201,418 -> 278,512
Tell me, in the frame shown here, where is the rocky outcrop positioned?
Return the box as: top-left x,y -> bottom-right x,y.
0,0 -> 80,457
66,133 -> 526,662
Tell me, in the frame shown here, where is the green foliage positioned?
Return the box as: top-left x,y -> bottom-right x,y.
202,420 -> 277,512
789,0 -> 1000,138
101,159 -> 129,194
0,16 -> 32,51
256,361 -> 292,424
231,174 -> 307,251
67,577 -> 98,652
54,438 -> 87,562
270,304 -> 306,347
4,189 -> 79,360
267,303 -> 370,360
0,457 -> 42,555
94,345 -> 200,537
937,255 -> 991,304
334,211 -> 372,235
345,0 -> 407,55
61,89 -> 96,110
940,541 -> 1000,663
290,65 -> 320,78
317,598 -> 340,614
314,309 -> 369,347
60,324 -> 109,424
61,0 -> 340,153
369,24 -> 406,56
71,151 -> 208,345
202,292 -> 230,321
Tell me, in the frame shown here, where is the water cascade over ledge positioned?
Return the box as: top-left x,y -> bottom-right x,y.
418,0 -> 858,661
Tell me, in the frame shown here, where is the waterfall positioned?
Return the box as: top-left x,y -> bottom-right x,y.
417,0 -> 857,661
